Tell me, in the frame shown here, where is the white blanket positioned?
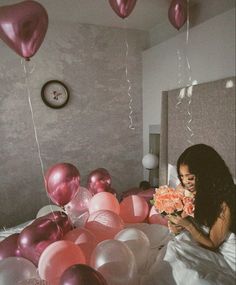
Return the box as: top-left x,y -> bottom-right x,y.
138,227 -> 236,285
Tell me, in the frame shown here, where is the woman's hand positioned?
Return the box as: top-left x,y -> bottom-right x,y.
168,220 -> 183,235
168,214 -> 190,229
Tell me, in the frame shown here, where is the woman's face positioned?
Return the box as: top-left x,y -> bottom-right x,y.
179,164 -> 196,193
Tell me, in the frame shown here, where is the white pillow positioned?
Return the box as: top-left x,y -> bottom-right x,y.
168,164 -> 180,188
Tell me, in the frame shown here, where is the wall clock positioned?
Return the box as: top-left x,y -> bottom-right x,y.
41,80 -> 70,109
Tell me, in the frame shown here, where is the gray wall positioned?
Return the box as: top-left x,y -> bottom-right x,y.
0,21 -> 148,227
159,77 -> 236,185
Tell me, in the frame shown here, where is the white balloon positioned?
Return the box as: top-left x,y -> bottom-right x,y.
142,153 -> 158,169
0,257 -> 38,285
115,228 -> 150,271
36,204 -> 64,218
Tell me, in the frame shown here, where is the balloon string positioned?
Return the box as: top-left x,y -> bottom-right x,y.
124,23 -> 135,130
22,60 -> 45,181
176,49 -> 184,110
186,0 -> 190,45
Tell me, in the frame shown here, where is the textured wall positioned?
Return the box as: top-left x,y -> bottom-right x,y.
159,77 -> 236,185
0,21 -> 148,227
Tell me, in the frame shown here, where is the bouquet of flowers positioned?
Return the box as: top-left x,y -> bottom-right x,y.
151,185 -> 195,217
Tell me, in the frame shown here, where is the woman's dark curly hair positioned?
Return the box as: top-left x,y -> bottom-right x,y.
177,144 -> 235,233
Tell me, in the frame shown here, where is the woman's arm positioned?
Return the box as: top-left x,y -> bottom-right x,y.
168,203 -> 230,250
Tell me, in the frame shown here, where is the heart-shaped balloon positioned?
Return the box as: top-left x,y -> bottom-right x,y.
168,0 -> 187,30
18,217 -> 63,265
0,0 -> 48,60
108,0 -> 137,19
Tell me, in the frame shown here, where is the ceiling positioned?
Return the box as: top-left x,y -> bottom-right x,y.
0,0 -> 235,31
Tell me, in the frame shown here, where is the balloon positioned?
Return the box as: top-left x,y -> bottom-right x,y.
108,0 -> 137,19
87,168 -> 112,195
90,239 -> 137,285
0,257 -> 38,285
42,211 -> 73,236
168,0 -> 187,30
45,163 -> 80,206
38,240 -> 86,285
148,205 -> 168,226
0,233 -> 22,261
89,192 -> 120,215
64,228 -> 98,264
0,0 -> 48,60
85,210 -> 124,243
65,186 -> 92,225
18,217 -> 63,265
36,204 -> 64,218
119,195 -> 149,223
59,264 -> 107,285
115,228 -> 150,271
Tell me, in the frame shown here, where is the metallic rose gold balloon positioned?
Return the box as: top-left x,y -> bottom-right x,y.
168,0 -> 187,30
108,0 -> 137,19
87,168 -> 112,195
0,0 -> 48,60
18,217 -> 63,265
0,233 -> 22,261
59,264 -> 108,285
45,163 -> 80,206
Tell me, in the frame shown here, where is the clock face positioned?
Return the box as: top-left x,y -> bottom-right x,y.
41,80 -> 69,109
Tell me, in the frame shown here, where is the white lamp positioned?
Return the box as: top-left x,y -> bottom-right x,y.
142,153 -> 159,186
142,153 -> 159,170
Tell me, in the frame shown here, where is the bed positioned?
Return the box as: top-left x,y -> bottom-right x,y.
0,76 -> 235,284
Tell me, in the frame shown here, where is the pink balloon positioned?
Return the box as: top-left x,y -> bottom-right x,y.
148,205 -> 168,226
119,195 -> 149,223
18,217 -> 63,266
168,0 -> 187,30
64,228 -> 98,264
89,192 -> 120,215
59,264 -> 108,285
85,210 -> 124,243
38,240 -> 86,285
87,168 -> 112,195
109,0 -> 137,19
0,233 -> 22,261
45,163 -> 80,206
0,0 -> 48,60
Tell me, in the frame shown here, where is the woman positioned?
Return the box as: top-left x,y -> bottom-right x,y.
168,143 -> 235,250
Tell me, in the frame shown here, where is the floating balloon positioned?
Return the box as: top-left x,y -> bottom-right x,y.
0,257 -> 38,285
18,217 -> 63,265
0,233 -> 21,261
148,205 -> 168,226
45,163 -> 80,206
0,0 -> 48,60
115,228 -> 150,271
119,195 -> 149,223
59,264 -> 108,285
108,0 -> 137,19
38,240 -> 86,285
85,210 -> 124,243
36,204 -> 64,218
64,228 -> 98,264
90,239 -> 137,285
89,192 -> 120,215
87,168 -> 112,195
168,0 -> 187,30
